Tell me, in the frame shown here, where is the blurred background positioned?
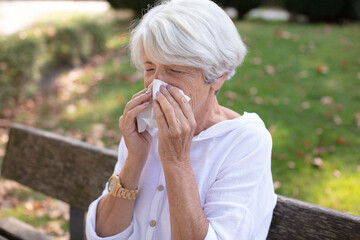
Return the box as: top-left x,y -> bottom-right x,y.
0,0 -> 359,238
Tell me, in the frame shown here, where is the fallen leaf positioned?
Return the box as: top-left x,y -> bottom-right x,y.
312,157 -> 324,169
303,140 -> 311,149
265,65 -> 275,75
323,25 -> 332,34
254,96 -> 263,105
274,181 -> 282,190
299,44 -> 306,52
316,128 -> 323,135
288,161 -> 296,169
251,57 -> 262,65
268,125 -> 276,135
66,104 -> 77,114
93,72 -> 104,81
271,98 -> 279,105
304,153 -> 313,164
333,115 -> 342,125
336,104 -> 343,111
275,28 -> 291,39
328,145 -> 336,153
301,101 -> 310,109
335,137 -> 345,145
0,62 -> 8,71
313,146 -> 327,155
249,87 -> 257,95
296,150 -> 304,158
35,209 -> 47,218
224,91 -> 237,101
340,59 -> 348,67
279,154 -> 287,161
355,112 -> 360,128
316,64 -> 329,74
333,169 -> 341,178
320,96 -> 334,105
46,221 -> 64,236
325,110 -> 335,118
49,210 -> 62,219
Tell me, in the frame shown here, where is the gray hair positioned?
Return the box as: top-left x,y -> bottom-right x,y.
130,0 -> 247,83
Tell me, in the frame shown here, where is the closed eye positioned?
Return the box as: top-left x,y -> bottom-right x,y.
170,69 -> 183,73
145,69 -> 155,72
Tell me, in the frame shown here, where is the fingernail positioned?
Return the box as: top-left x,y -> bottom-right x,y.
143,102 -> 150,106
160,85 -> 166,91
156,91 -> 162,96
167,85 -> 173,89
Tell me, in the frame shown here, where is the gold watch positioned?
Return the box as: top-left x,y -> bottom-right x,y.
107,175 -> 139,200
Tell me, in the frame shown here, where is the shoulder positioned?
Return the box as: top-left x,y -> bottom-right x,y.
224,112 -> 272,147
220,113 -> 272,166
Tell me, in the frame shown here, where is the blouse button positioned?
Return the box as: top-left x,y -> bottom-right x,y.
150,220 -> 157,227
157,185 -> 164,191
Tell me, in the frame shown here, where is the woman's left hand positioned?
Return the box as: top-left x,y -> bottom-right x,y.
152,85 -> 196,166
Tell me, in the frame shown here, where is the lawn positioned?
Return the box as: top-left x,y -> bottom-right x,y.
0,16 -> 359,236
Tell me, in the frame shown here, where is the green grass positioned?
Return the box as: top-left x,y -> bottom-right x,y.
3,20 -> 360,220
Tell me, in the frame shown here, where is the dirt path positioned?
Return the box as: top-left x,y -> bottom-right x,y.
0,0 -> 110,36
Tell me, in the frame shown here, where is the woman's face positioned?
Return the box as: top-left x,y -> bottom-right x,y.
143,53 -> 215,115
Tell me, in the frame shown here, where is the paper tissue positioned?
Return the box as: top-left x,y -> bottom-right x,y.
136,79 -> 191,136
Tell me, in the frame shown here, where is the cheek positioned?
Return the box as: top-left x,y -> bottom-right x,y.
144,77 -> 153,88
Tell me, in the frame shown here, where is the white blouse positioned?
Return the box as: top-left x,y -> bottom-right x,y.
86,112 -> 277,240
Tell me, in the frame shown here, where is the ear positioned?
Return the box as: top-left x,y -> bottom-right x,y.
211,73 -> 227,93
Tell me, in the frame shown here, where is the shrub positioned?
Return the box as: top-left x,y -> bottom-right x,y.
218,0 -> 266,18
283,0 -> 360,22
0,17 -> 113,109
0,34 -> 47,105
106,0 -> 265,18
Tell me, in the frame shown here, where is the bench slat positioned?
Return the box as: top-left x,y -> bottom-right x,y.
267,195 -> 360,239
0,217 -> 52,240
2,123 -> 117,211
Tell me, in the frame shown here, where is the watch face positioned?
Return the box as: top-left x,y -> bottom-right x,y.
108,177 -> 115,193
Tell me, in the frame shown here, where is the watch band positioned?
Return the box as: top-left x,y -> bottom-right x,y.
109,175 -> 139,200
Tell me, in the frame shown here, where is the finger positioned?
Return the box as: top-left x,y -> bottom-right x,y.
152,99 -> 169,129
126,101 -> 150,120
160,85 -> 181,111
132,82 -> 154,99
155,91 -> 182,131
160,86 -> 189,128
166,85 -> 195,122
131,88 -> 147,100
121,102 -> 150,132
125,90 -> 152,113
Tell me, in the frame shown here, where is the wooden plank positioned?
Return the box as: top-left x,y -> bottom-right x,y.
0,217 -> 52,240
267,195 -> 360,240
69,206 -> 85,240
2,123 -> 117,211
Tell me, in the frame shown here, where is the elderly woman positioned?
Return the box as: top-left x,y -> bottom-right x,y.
86,0 -> 276,239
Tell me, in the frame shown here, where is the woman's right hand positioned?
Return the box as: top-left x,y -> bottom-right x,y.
119,87 -> 153,167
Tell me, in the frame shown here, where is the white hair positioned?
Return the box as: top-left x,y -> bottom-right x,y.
130,0 -> 247,83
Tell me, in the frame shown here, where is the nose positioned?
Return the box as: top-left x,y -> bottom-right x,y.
154,66 -> 167,82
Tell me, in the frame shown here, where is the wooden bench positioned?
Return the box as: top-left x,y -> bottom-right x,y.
1,123 -> 359,239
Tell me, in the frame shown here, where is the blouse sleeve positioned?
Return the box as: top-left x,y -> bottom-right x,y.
85,138 -> 135,240
203,124 -> 277,240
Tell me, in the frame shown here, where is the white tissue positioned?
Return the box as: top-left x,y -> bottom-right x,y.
136,79 -> 191,136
